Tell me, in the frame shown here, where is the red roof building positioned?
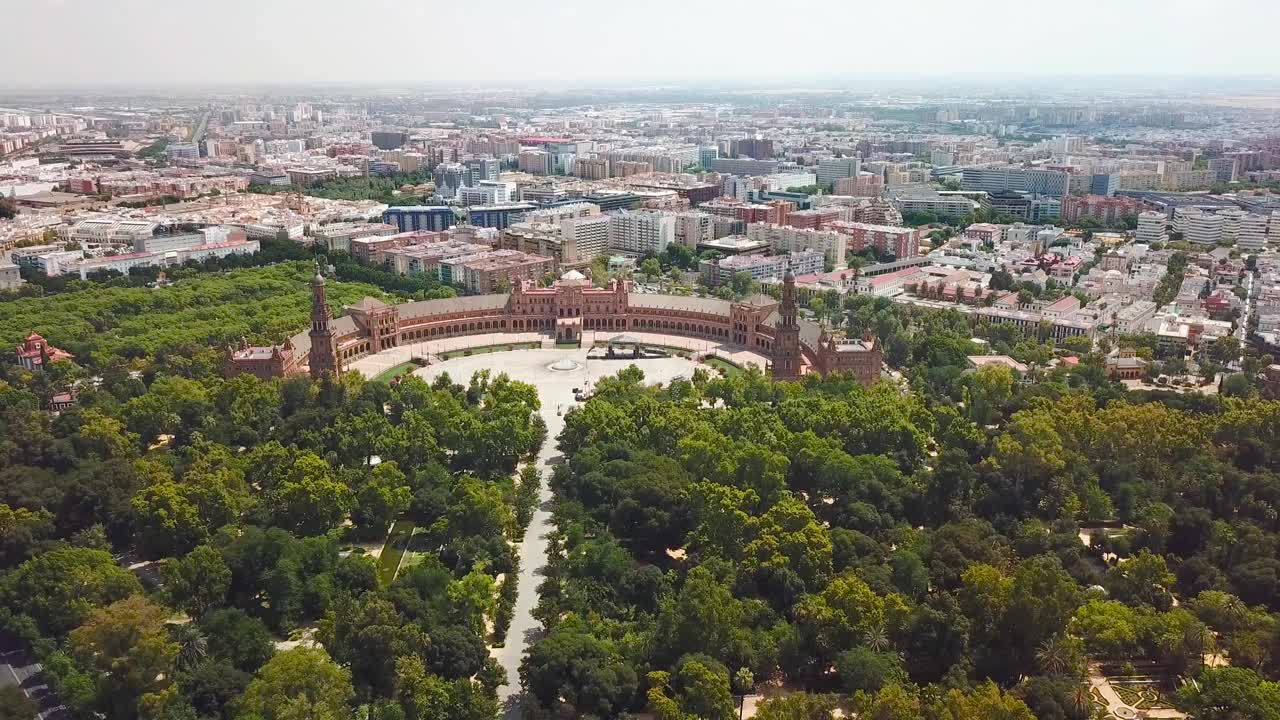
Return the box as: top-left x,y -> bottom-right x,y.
14,333 -> 73,372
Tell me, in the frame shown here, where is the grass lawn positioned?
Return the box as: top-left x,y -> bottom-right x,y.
373,361 -> 420,384
376,520 -> 416,586
555,341 -> 580,349
440,342 -> 538,360
704,356 -> 744,377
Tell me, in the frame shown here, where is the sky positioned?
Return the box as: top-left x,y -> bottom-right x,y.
4,0 -> 1280,89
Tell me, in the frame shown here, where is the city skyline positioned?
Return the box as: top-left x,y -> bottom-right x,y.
6,0 -> 1280,88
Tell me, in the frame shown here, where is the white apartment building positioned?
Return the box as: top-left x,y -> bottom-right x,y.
458,180 -> 516,206
745,223 -> 848,267
62,218 -> 157,245
1136,211 -> 1168,245
607,210 -> 675,255
763,172 -> 817,192
675,211 -> 715,248
528,202 -> 601,224
1236,211 -> 1270,252
561,215 -> 611,264
1111,300 -> 1159,334
1174,208 -> 1271,249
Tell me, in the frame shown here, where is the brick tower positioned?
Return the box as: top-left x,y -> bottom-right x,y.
307,262 -> 341,379
772,270 -> 801,380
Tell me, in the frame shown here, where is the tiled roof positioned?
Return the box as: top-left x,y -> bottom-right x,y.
398,294 -> 511,319
628,294 -> 732,316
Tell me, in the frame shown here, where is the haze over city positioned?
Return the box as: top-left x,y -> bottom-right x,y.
5,0 -> 1280,88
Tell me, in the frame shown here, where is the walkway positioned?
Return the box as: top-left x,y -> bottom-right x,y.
1087,664 -> 1186,720
412,349 -> 703,718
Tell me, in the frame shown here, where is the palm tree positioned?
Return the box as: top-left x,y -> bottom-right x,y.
1070,686 -> 1092,720
171,624 -> 208,672
864,623 -> 891,653
1037,636 -> 1072,677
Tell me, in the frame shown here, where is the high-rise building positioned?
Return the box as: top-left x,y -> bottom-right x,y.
434,162 -> 467,197
1089,173 -> 1119,196
561,215 -> 611,263
733,138 -> 775,160
675,211 -> 716,248
699,146 -> 719,169
1136,211 -> 1168,245
518,150 -> 552,175
464,157 -> 500,185
817,157 -> 862,189
1209,157 -> 1239,183
607,210 -> 676,255
574,157 -> 609,180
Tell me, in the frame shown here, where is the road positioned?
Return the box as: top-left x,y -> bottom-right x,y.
190,110 -> 211,146
0,635 -> 66,719
414,348 -> 702,719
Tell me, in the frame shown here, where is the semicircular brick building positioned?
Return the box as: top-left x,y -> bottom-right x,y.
227,271 -> 881,386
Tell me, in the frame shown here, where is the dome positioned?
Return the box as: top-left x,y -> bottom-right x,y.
560,269 -> 587,281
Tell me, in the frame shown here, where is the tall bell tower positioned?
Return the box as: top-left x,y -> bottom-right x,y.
308,261 -> 341,379
772,270 -> 801,381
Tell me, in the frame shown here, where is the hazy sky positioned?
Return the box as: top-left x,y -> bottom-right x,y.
5,0 -> 1280,88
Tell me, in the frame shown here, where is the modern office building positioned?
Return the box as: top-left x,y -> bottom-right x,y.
467,203 -> 537,230
371,131 -> 409,151
987,191 -> 1061,222
817,157 -> 862,189
1089,173 -> 1119,196
1209,157 -> 1239,183
1136,211 -> 1168,245
464,157 -> 500,185
961,167 -> 1070,198
699,146 -> 719,169
458,180 -> 516,206
383,206 -> 456,233
166,142 -> 200,161
434,162 -> 467,197
708,157 -> 781,175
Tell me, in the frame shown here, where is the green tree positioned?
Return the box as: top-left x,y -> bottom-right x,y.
68,595 -> 179,719
641,257 -> 663,282
352,461 -> 411,533
1,547 -> 141,635
235,647 -> 354,720
0,686 -> 38,720
163,544 -> 231,618
1176,667 -> 1280,720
